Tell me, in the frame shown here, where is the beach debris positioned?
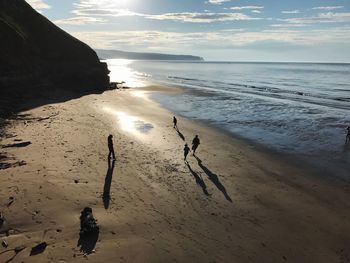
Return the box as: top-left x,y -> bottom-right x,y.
7,197 -> 15,207
0,212 -> 9,234
0,212 -> 4,224
14,245 -> 26,253
79,207 -> 99,235
2,141 -> 31,148
30,242 -> 47,256
2,239 -> 8,248
10,112 -> 59,122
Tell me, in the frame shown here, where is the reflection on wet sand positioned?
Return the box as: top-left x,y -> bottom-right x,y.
103,107 -> 154,135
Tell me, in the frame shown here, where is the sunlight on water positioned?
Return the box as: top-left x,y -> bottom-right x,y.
103,107 -> 153,135
103,59 -> 147,88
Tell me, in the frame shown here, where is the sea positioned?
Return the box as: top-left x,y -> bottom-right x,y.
106,59 -> 350,179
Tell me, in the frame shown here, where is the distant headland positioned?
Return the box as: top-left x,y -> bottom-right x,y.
95,49 -> 204,61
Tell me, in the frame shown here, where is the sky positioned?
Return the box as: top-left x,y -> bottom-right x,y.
26,0 -> 350,62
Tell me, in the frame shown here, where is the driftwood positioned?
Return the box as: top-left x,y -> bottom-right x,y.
2,141 -> 31,148
10,112 -> 59,122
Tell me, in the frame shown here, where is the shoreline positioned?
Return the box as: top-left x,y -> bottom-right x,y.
140,84 -> 350,184
141,82 -> 350,184
1,86 -> 350,262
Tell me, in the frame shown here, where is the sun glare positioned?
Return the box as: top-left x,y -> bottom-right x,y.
103,107 -> 154,136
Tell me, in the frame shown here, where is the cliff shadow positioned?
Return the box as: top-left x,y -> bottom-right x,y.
0,86 -> 107,118
195,156 -> 232,202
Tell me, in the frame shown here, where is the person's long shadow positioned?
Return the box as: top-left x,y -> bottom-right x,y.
195,156 -> 232,202
174,126 -> 185,141
77,231 -> 99,255
186,161 -> 210,196
102,158 -> 116,209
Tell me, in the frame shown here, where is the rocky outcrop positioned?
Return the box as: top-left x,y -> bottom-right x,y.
0,0 -> 110,116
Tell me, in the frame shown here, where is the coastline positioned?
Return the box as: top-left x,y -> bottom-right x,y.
144,81 -> 350,182
1,85 -> 350,262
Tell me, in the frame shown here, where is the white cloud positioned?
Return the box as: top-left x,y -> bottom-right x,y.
63,0 -> 261,24
283,12 -> 350,24
251,10 -> 262,14
72,8 -> 141,18
26,0 -> 50,11
207,0 -> 231,5
270,23 -> 307,28
146,12 -> 260,23
54,16 -> 107,25
229,6 -> 264,10
282,10 -> 300,14
69,27 -> 350,51
312,6 -> 344,11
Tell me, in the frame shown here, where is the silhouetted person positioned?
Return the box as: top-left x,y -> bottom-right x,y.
173,116 -> 177,129
192,135 -> 200,156
346,126 -> 350,144
184,143 -> 190,161
107,135 -> 116,160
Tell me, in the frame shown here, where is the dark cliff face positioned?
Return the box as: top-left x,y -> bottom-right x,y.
0,0 -> 110,115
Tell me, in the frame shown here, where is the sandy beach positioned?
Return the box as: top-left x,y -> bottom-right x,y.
1,86 -> 350,263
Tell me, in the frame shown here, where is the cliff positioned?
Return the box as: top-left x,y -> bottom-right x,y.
96,49 -> 204,61
0,0 -> 110,116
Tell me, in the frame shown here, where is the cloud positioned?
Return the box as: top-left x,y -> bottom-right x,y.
69,27 -> 350,51
282,10 -> 300,14
251,10 -> 262,14
270,23 -> 307,28
312,6 -> 344,11
146,12 -> 260,23
229,6 -> 264,10
26,0 -> 50,11
54,16 -> 107,25
207,0 -> 231,5
63,0 -> 261,24
72,8 -> 141,17
283,12 -> 350,24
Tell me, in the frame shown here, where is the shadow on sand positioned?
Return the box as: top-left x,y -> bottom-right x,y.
102,158 -> 116,209
186,161 -> 210,196
195,156 -> 232,202
77,207 -> 99,255
175,126 -> 185,141
77,231 -> 99,255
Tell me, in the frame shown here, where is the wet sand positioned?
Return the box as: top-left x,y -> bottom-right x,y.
1,86 -> 350,262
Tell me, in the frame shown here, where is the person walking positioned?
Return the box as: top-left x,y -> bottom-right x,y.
107,134 -> 116,160
173,116 -> 177,129
191,135 -> 200,156
346,126 -> 350,144
184,143 -> 190,161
